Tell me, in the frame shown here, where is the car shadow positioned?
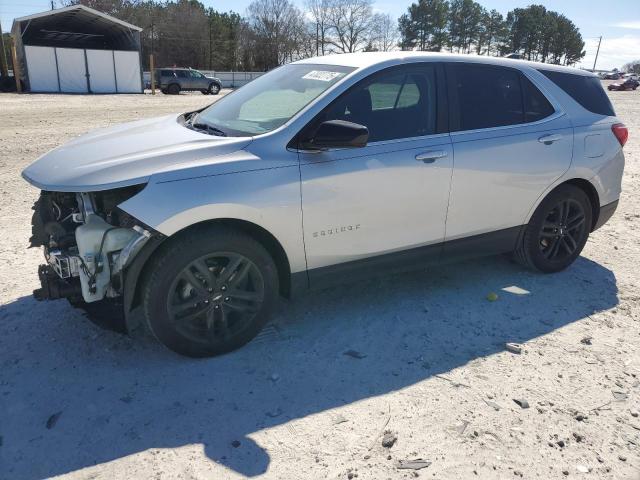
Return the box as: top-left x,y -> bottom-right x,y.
0,254 -> 618,479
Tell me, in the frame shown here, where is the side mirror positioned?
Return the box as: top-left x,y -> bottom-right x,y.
303,120 -> 369,150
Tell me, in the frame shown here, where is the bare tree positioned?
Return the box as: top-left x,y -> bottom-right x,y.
370,13 -> 399,51
247,0 -> 307,69
306,0 -> 331,55
326,0 -> 374,53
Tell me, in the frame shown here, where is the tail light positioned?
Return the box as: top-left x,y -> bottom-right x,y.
612,123 -> 628,147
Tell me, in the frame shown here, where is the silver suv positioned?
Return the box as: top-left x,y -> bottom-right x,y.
157,67 -> 222,95
23,53 -> 626,357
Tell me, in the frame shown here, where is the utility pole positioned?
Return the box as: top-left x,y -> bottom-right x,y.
592,36 -> 602,72
208,18 -> 212,70
0,21 -> 9,78
149,54 -> 155,94
51,1 -> 55,10
11,38 -> 22,93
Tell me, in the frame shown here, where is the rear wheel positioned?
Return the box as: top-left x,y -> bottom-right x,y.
167,83 -> 181,95
515,185 -> 592,273
142,226 -> 279,357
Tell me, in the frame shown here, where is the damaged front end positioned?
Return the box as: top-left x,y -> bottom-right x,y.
30,185 -> 161,329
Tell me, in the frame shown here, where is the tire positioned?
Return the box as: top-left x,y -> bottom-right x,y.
161,88 -> 168,94
208,82 -> 221,95
142,225 -> 279,357
514,184 -> 592,273
167,83 -> 181,95
201,89 -> 210,95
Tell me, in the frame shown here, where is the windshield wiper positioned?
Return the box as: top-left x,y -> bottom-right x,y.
191,122 -> 227,137
186,113 -> 227,137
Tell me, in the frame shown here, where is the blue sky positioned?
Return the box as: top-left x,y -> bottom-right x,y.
2,0 -> 639,69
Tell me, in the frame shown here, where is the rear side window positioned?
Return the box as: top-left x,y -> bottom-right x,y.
448,63 -> 556,131
539,70 -> 615,116
522,76 -> 555,122
449,64 -> 524,131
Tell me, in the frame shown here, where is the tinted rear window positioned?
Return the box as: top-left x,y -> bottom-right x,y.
448,64 -> 555,131
450,64 -> 524,130
539,70 -> 615,116
522,75 -> 555,122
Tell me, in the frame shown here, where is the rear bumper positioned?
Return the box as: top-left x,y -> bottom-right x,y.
593,199 -> 619,231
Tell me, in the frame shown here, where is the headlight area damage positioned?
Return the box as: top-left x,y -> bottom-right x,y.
30,185 -> 162,331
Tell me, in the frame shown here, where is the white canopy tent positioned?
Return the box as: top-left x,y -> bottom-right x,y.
12,5 -> 143,94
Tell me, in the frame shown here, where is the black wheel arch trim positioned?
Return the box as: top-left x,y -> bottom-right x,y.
122,234 -> 167,330
592,199 -> 619,231
122,219 -> 298,329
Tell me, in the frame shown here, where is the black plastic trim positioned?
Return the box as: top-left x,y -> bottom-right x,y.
593,200 -> 619,231
122,235 -> 166,325
305,226 -> 523,291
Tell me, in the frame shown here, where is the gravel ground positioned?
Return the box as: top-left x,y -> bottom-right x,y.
0,85 -> 639,480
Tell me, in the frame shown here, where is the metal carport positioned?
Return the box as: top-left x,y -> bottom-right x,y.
11,5 -> 143,93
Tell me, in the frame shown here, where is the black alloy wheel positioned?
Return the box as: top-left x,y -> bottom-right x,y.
142,225 -> 279,357
514,184 -> 592,273
538,198 -> 586,262
167,252 -> 265,346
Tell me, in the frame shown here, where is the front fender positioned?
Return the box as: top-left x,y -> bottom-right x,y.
118,165 -> 307,274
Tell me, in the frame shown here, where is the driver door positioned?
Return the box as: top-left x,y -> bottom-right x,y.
298,63 -> 453,286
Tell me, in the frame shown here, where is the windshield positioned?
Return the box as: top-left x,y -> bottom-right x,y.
194,64 -> 355,136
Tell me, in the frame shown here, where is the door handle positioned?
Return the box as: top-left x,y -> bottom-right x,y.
538,134 -> 562,144
415,150 -> 448,163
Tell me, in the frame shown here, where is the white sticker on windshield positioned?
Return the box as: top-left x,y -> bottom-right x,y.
302,70 -> 344,82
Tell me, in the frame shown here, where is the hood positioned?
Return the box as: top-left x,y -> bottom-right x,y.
22,114 -> 251,192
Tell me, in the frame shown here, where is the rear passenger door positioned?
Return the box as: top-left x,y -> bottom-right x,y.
444,62 -> 573,248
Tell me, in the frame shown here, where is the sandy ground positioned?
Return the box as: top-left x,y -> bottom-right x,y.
0,85 -> 639,480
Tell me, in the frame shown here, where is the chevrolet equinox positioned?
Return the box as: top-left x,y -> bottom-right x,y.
23,52 -> 627,357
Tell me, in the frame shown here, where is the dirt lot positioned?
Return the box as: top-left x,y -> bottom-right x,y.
1,85 -> 639,480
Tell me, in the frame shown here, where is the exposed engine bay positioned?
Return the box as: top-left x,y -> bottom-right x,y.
30,185 -> 156,311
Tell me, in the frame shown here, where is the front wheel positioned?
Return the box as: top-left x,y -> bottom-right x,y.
142,226 -> 279,357
514,185 -> 592,273
208,82 -> 221,95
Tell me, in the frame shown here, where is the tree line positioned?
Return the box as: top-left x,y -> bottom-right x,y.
58,0 -> 584,71
623,60 -> 640,74
399,1 -> 585,65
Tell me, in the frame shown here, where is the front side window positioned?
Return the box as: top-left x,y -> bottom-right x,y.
194,64 -> 354,136
310,65 -> 438,143
449,63 -> 555,131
